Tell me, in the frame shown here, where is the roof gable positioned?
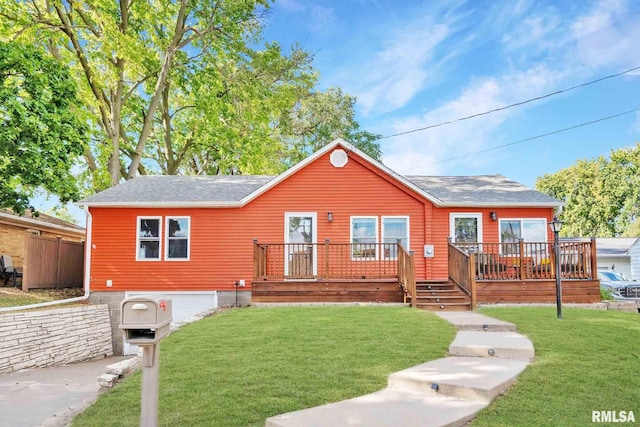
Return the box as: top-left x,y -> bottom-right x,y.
77,138 -> 561,208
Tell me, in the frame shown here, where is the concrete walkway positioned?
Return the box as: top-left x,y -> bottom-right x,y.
0,356 -> 130,427
266,311 -> 534,427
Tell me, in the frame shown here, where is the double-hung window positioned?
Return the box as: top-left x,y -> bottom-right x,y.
351,217 -> 377,260
382,216 -> 409,259
166,217 -> 190,260
137,217 -> 162,261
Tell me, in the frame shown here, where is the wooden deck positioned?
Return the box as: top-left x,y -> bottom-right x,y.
251,279 -> 404,303
252,240 -> 601,309
476,279 -> 601,304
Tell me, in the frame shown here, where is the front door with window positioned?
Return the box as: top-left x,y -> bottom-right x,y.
450,214 -> 483,243
284,213 -> 317,278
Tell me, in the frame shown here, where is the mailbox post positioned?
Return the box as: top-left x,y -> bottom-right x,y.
120,297 -> 172,427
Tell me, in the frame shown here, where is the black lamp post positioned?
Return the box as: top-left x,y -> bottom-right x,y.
549,216 -> 564,319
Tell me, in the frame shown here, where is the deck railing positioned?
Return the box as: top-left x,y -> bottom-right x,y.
253,239 -> 399,280
398,245 -> 416,307
454,238 -> 597,281
448,239 -> 477,308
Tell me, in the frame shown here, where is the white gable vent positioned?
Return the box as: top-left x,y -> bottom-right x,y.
330,149 -> 348,168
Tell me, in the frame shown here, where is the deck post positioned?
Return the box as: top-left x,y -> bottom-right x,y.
590,237 -> 597,279
518,238 -> 525,280
408,250 -> 416,308
469,252 -> 477,309
325,238 -> 330,280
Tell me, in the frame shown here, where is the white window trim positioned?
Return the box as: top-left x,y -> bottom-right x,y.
449,213 -> 483,243
498,218 -> 548,256
165,216 -> 191,261
498,218 -> 547,242
136,216 -> 162,261
284,212 -> 318,276
382,216 -> 410,259
350,216 -> 379,261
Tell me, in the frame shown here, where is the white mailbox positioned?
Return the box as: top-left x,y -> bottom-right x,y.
120,296 -> 172,345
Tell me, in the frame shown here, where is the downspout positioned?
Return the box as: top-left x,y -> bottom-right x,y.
0,207 -> 93,313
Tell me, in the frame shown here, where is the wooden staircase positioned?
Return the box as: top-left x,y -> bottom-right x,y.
412,280 -> 472,311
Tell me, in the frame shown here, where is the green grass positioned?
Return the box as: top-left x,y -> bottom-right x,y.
0,294 -> 43,307
473,307 -> 640,427
72,306 -> 455,427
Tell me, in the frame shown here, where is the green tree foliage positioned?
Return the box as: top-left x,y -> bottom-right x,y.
280,87 -> 382,166
536,144 -> 640,237
0,42 -> 86,214
0,0 -> 379,191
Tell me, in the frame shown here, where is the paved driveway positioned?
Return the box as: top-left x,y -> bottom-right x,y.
0,357 -> 130,427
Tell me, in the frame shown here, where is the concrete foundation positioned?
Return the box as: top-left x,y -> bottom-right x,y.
89,292 -> 126,355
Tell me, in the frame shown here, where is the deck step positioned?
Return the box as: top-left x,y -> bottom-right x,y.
449,331 -> 535,361
417,303 -> 472,311
387,356 -> 529,402
416,296 -> 471,305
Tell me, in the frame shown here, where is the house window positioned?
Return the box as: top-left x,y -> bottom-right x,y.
137,217 -> 161,261
166,217 -> 190,260
450,214 -> 483,243
382,216 -> 409,259
499,219 -> 547,255
351,217 -> 377,260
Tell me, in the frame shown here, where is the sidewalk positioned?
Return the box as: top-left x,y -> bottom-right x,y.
267,311 -> 534,427
0,356 -> 130,427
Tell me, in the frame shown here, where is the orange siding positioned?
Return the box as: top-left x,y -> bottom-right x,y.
88,150 -> 556,292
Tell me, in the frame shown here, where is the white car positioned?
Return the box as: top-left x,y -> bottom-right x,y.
598,271 -> 640,304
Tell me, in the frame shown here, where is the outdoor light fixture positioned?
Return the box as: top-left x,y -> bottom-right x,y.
548,215 -> 564,319
327,212 -> 333,222
490,212 -> 497,221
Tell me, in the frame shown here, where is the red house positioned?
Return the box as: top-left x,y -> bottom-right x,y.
78,139 -> 599,352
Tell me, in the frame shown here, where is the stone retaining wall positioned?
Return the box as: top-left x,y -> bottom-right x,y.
0,304 -> 113,374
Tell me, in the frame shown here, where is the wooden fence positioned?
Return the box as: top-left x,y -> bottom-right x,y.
23,235 -> 84,290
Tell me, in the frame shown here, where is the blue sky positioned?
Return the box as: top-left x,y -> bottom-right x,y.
262,0 -> 640,186
37,0 -> 640,225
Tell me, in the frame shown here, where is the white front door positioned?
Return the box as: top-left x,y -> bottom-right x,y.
284,213 -> 317,278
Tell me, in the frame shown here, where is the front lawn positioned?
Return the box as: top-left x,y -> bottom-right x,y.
72,306 -> 455,427
0,287 -> 84,308
473,307 -> 640,426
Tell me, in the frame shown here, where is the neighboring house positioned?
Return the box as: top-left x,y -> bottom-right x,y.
78,139 -> 600,354
0,209 -> 85,270
593,237 -> 640,281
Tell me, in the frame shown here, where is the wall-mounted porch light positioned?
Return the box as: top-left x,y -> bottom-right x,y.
327,212 -> 333,222
490,212 -> 497,221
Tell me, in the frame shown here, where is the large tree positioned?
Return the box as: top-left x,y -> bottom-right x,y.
535,144 -> 640,237
0,41 -> 86,213
0,0 -> 379,192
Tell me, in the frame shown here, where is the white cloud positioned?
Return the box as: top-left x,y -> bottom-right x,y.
308,5 -> 337,31
354,21 -> 451,116
382,64 -> 567,176
501,13 -> 561,52
276,0 -> 304,12
569,0 -> 640,69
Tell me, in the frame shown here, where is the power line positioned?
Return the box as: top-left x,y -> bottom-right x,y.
381,65 -> 640,139
401,107 -> 640,172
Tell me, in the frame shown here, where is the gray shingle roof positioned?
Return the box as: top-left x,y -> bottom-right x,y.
78,175 -> 274,205
595,237 -> 638,256
78,173 -> 558,207
405,175 -> 559,206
